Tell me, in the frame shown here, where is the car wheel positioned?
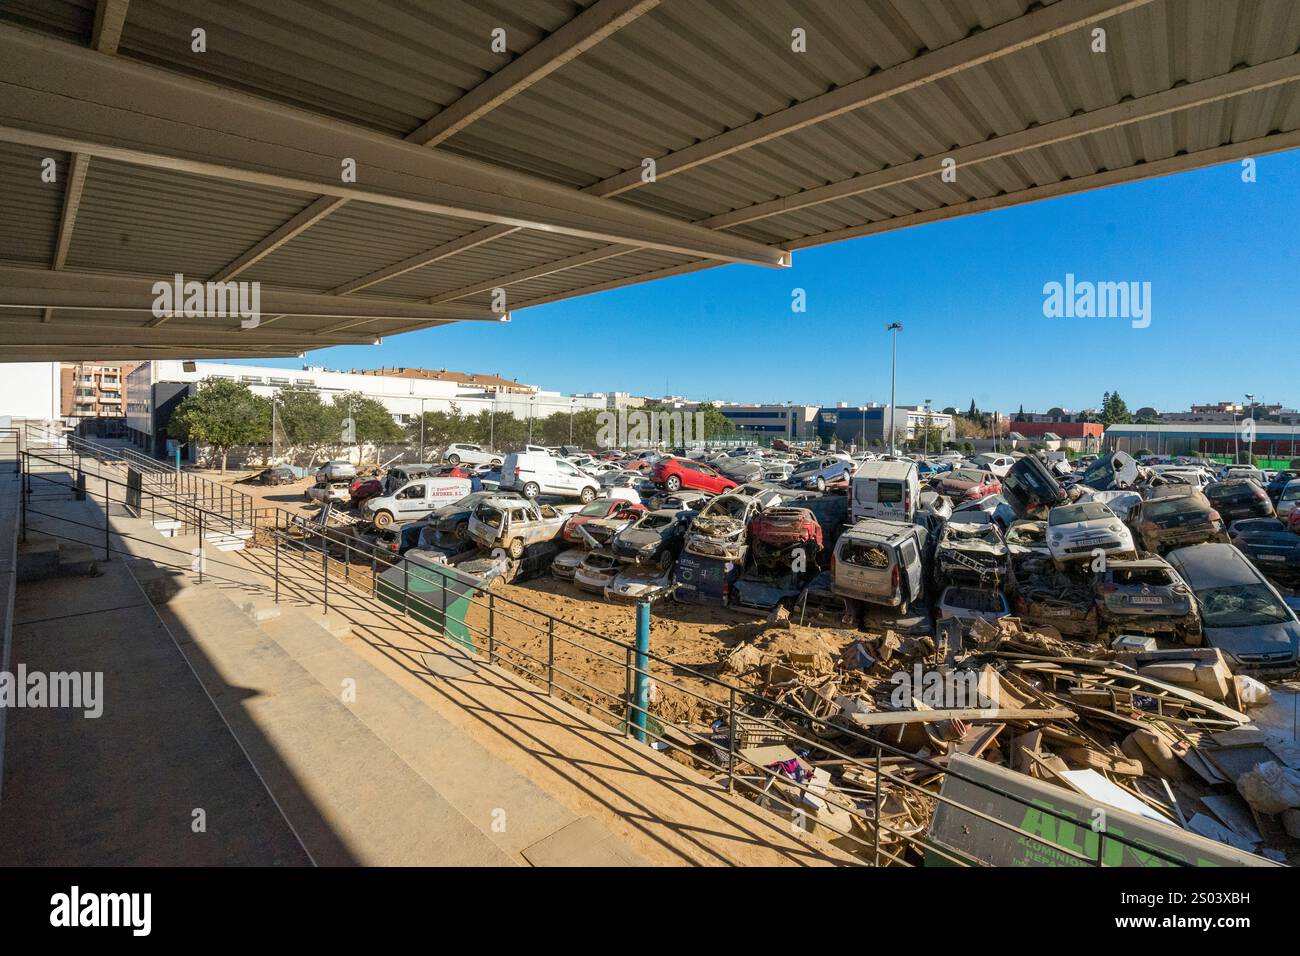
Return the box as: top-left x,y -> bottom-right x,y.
580,486 -> 596,504
523,482 -> 540,499
372,510 -> 394,529
454,520 -> 468,540
657,550 -> 673,570
816,477 -> 826,492
508,538 -> 525,560
665,475 -> 682,492
447,454 -> 460,465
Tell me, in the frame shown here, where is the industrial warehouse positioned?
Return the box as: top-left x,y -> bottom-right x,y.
0,0 -> 1295,931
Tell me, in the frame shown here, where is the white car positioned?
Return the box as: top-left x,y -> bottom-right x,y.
1046,501 -> 1136,566
1277,479 -> 1300,519
442,443 -> 502,467
973,453 -> 1017,478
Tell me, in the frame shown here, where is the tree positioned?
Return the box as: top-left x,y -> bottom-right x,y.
331,392 -> 403,445
1099,391 -> 1132,425
695,403 -> 735,441
1014,404 -> 1026,423
168,379 -> 270,473
272,386 -> 333,447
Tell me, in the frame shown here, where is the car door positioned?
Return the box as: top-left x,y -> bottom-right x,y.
695,462 -> 725,493
901,536 -> 923,601
554,459 -> 583,495
395,483 -> 427,517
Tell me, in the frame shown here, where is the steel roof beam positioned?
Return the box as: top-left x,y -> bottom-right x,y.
44,0 -> 130,323
0,27 -> 787,268
457,55 -> 1300,306
216,0 -> 658,298
0,265 -> 506,323
583,0 -> 1156,198
406,0 -> 661,148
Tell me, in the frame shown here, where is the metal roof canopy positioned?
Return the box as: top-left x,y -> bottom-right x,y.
0,0 -> 1297,361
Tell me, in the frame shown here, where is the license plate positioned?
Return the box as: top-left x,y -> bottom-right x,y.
1129,596 -> 1163,605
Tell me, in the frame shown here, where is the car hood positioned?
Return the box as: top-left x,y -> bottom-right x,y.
1204,620 -> 1300,657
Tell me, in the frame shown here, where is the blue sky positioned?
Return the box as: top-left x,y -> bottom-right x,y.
244,149 -> 1300,415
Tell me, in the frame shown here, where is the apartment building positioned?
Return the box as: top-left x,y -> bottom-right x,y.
60,362 -> 138,419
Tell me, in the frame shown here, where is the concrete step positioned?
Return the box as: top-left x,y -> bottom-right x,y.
129,562 -> 518,866
237,591 -> 625,862
16,534 -> 97,581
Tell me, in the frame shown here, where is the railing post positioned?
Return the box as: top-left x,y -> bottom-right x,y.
440,570 -> 448,639
547,618 -> 555,695
322,536 -> 329,614
18,452 -> 26,543
726,686 -> 737,792
197,510 -> 204,584
632,600 -> 650,744
623,646 -> 632,738
274,529 -> 280,604
487,591 -> 496,664
103,481 -> 111,561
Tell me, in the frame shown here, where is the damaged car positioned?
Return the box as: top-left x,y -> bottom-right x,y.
573,550 -> 622,594
1000,454 -> 1068,521
604,563 -> 674,603
1095,556 -> 1200,644
1132,488 -> 1226,553
610,509 -> 693,567
1229,517 -> 1300,583
1205,477 -> 1276,525
936,468 -> 1001,503
1046,501 -> 1136,567
831,519 -> 927,613
684,493 -> 762,562
934,520 -> 1010,588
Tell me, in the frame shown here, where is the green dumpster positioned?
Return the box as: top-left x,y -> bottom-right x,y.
377,552 -> 483,653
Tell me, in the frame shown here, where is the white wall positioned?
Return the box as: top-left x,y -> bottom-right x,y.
0,363 -> 59,421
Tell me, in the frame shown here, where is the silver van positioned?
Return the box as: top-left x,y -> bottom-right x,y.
850,460 -> 920,523
831,519 -> 926,612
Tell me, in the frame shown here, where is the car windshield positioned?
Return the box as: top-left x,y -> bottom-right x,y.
951,470 -> 986,482
791,461 -> 819,475
1197,584 -> 1291,628
637,514 -> 674,530
1050,502 -> 1112,525
578,501 -> 610,516
1283,485 -> 1300,501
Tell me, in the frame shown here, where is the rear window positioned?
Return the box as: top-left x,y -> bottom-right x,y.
1144,497 -> 1203,518
877,481 -> 903,503
840,542 -> 891,567
1110,566 -> 1175,586
1210,484 -> 1258,503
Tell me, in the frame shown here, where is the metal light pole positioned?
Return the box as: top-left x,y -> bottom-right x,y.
490,392 -> 496,451
528,396 -> 535,443
569,397 -> 576,444
1245,393 -> 1256,465
886,322 -> 903,456
924,398 -> 931,457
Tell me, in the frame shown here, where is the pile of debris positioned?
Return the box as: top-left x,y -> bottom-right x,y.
687,612 -> 1296,865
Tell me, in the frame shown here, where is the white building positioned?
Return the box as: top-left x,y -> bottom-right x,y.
0,362 -> 61,425
126,360 -> 607,456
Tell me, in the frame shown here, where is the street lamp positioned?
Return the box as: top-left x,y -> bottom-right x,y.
569,397 -> 577,444
886,322 -> 903,456
923,398 -> 932,457
1245,393 -> 1256,465
528,395 -> 536,442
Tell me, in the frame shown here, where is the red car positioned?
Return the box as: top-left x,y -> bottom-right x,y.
348,477 -> 383,507
749,507 -> 823,552
651,456 -> 737,495
937,468 -> 1001,502
561,498 -> 647,544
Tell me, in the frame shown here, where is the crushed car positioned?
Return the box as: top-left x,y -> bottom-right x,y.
466,497 -> 577,559
684,493 -> 762,562
1094,555 -> 1200,644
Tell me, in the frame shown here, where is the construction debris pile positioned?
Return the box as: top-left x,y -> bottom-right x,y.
699,609 -> 1296,866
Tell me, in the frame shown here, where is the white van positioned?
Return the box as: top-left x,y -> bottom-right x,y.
973,453 -> 1017,478
501,451 -> 600,502
850,460 -> 920,523
363,475 -> 473,527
